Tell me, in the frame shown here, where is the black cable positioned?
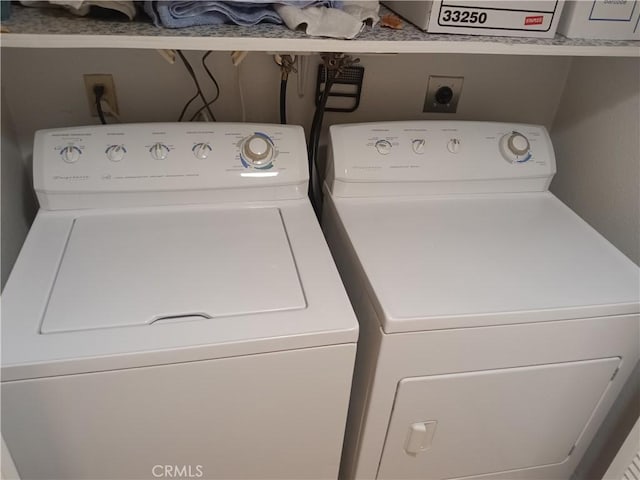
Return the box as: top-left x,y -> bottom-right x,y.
186,51 -> 221,121
276,55 -> 295,124
202,51 -> 220,103
94,84 -> 107,125
188,100 -> 215,122
309,67 -> 334,155
307,71 -> 335,216
177,50 -> 216,122
280,77 -> 288,125
188,51 -> 221,121
178,92 -> 199,122
309,72 -> 335,163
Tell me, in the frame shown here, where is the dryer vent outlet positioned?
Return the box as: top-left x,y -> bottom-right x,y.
423,76 -> 464,114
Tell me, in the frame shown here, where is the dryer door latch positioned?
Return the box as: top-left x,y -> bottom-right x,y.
404,421 -> 437,455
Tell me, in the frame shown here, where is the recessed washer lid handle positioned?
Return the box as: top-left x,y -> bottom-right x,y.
149,313 -> 212,325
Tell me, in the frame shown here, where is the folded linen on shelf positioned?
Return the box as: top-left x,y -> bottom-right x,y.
20,0 -> 136,20
275,0 -> 379,39
144,1 -> 340,29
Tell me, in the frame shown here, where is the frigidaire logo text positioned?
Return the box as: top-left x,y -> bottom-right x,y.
152,465 -> 204,478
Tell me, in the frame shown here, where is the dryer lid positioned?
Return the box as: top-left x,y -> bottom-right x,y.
41,207 -> 305,333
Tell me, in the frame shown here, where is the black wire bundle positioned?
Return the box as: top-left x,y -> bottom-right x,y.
177,50 -> 220,122
307,70 -> 336,217
94,85 -> 107,125
189,51 -> 221,121
280,77 -> 287,125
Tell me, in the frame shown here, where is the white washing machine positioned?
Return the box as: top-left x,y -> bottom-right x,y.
322,121 -> 640,480
1,123 -> 358,480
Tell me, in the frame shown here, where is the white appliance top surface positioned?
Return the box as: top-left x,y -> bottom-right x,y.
2,200 -> 358,380
42,207 -> 304,333
331,192 -> 640,333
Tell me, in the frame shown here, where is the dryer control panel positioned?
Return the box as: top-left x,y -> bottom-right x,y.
327,121 -> 556,197
34,123 -> 308,209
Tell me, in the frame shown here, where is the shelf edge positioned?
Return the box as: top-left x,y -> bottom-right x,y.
2,33 -> 639,57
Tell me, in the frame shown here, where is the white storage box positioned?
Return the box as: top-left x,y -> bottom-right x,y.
383,1 -> 565,38
557,0 -> 640,40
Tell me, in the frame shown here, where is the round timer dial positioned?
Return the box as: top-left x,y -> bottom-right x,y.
241,133 -> 275,168
500,131 -> 532,164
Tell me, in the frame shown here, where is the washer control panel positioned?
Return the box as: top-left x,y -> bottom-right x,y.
328,121 -> 556,196
34,123 -> 308,200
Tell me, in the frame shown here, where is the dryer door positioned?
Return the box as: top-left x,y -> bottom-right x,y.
377,357 -> 620,480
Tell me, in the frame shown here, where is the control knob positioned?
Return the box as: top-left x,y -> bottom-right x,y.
447,138 -> 461,154
375,139 -> 392,155
106,144 -> 126,162
412,139 -> 426,155
150,142 -> 170,161
60,144 -> 81,163
241,133 -> 274,167
192,142 -> 212,160
500,131 -> 531,164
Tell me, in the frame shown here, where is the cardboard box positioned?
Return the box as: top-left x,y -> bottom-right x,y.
383,1 -> 565,38
557,1 -> 640,40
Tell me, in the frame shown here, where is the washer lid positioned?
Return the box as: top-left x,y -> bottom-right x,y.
331,193 -> 640,333
41,207 -> 305,333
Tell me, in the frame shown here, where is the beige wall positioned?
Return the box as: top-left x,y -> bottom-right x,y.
551,57 -> 640,265
1,89 -> 36,290
550,56 -> 640,479
1,49 -> 570,159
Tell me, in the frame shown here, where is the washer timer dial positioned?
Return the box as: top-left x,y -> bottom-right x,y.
240,133 -> 275,168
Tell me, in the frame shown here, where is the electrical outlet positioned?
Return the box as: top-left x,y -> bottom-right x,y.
423,76 -> 464,113
84,74 -> 119,117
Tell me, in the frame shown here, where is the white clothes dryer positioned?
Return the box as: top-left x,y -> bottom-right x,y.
1,123 -> 358,480
322,121 -> 639,480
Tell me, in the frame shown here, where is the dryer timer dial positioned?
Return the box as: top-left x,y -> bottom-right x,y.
499,131 -> 531,164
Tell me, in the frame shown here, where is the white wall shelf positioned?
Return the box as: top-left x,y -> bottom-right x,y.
1,4 -> 639,56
